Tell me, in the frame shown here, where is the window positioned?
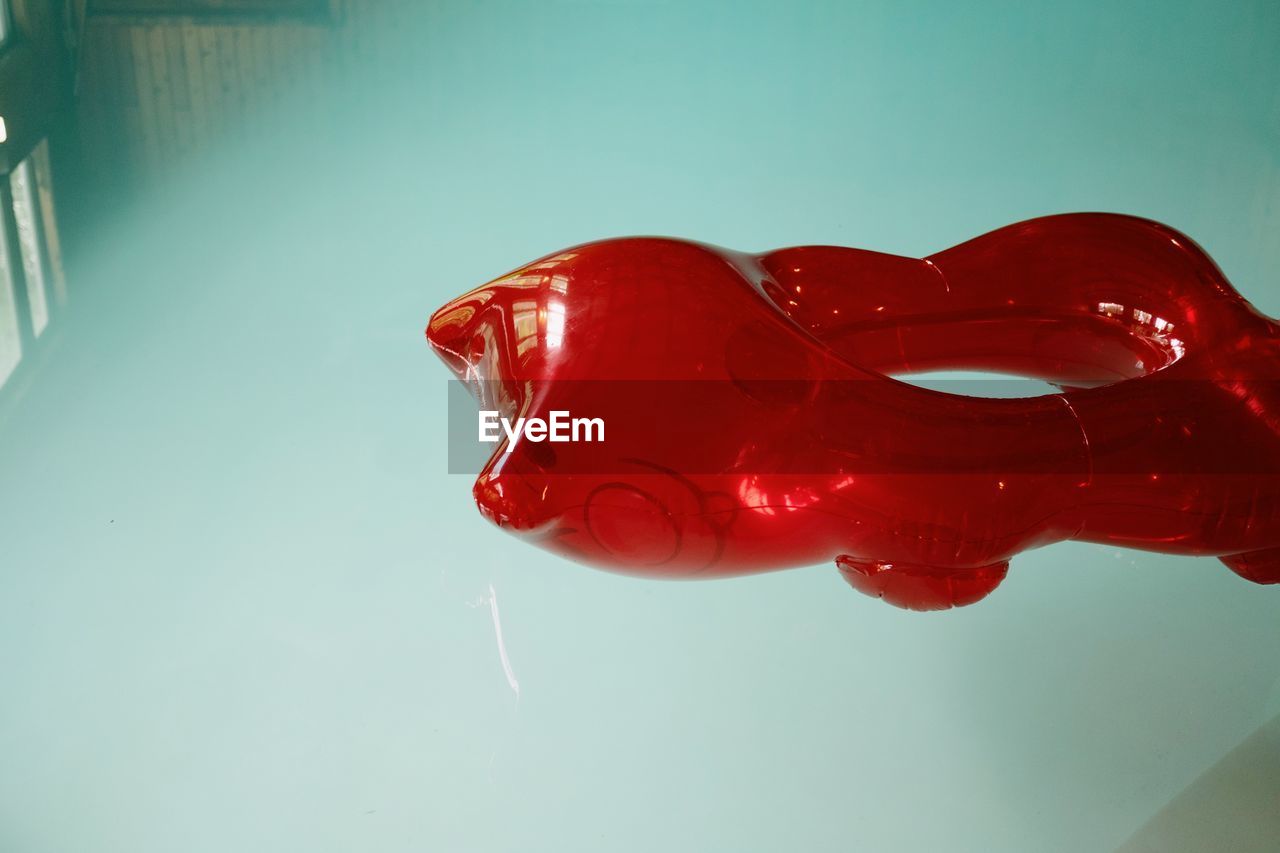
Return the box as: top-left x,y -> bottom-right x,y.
0,206 -> 19,389
9,156 -> 49,337
0,138 -> 69,393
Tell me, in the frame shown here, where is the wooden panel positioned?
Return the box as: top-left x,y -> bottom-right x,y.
75,2 -> 350,188
69,0 -> 434,189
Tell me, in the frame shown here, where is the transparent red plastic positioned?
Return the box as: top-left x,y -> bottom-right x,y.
428,214 -> 1280,610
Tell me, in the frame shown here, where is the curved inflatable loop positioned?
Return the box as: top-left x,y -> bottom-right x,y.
427,213 -> 1280,611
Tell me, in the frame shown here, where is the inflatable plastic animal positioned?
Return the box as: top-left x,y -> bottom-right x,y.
427,214 -> 1280,610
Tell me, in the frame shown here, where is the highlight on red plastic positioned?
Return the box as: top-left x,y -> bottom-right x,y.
426,213 -> 1280,611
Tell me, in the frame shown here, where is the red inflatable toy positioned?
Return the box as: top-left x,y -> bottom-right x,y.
427,213 -> 1280,610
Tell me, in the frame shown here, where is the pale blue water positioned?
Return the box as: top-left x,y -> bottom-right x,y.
1,2 -> 1277,850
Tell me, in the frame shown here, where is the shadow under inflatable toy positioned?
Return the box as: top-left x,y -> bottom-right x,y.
427,213 -> 1280,610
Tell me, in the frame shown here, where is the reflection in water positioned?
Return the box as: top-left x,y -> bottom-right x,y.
0,139 -> 67,394
486,582 -> 521,698
31,140 -> 67,305
0,205 -> 19,388
10,157 -> 50,337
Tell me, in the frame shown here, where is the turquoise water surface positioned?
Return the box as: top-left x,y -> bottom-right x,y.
1,2 -> 1278,850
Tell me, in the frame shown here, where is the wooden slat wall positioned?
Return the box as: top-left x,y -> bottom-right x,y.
73,0 -> 412,188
